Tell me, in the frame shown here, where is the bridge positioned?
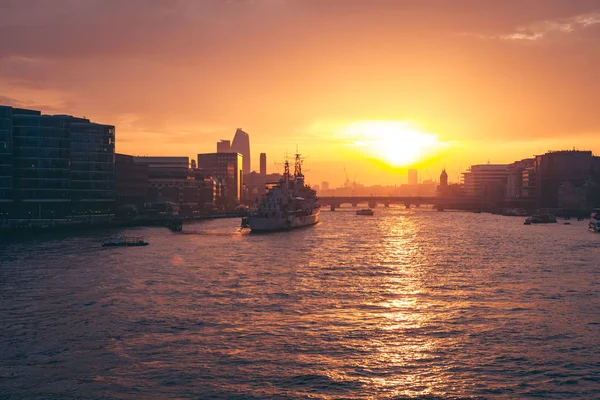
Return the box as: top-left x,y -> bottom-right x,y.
318,196 -> 438,209
318,196 -> 507,212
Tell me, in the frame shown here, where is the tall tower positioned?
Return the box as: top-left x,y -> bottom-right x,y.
231,128 -> 250,175
440,169 -> 448,187
217,140 -> 231,153
260,153 -> 266,175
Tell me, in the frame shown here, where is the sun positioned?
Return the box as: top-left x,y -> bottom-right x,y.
340,121 -> 443,167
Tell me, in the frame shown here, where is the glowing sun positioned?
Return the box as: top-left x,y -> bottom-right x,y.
341,121 -> 443,167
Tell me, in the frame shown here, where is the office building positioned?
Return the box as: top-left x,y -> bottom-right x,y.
116,153 -> 148,209
408,169 -> 418,185
197,152 -> 243,202
217,140 -> 231,153
231,128 -> 250,174
0,105 -> 116,218
133,156 -> 189,180
462,164 -> 509,198
70,119 -> 116,215
0,106 -> 12,214
260,153 -> 267,175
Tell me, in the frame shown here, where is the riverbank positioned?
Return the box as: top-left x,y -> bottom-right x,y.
0,212 -> 248,237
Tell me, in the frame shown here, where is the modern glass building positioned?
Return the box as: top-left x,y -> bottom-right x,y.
0,105 -> 116,218
12,109 -> 72,218
0,106 -> 12,215
70,120 -> 116,215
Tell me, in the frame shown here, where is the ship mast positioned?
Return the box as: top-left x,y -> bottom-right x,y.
294,152 -> 303,178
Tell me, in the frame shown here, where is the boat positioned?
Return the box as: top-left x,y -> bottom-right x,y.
245,153 -> 320,232
356,209 -> 374,216
589,209 -> 600,232
524,212 -> 557,225
102,237 -> 149,247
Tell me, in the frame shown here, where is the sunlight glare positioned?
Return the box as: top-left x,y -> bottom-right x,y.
340,121 -> 444,167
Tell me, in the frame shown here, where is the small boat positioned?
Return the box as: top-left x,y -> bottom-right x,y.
524,213 -> 557,225
102,237 -> 149,247
356,209 -> 374,216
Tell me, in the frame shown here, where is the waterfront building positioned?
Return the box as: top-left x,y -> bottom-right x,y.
0,106 -> 12,215
70,119 -> 116,215
0,105 -> 116,218
133,156 -> 189,180
116,153 -> 148,209
11,109 -> 72,218
534,150 -> 597,208
505,158 -> 534,201
321,181 -> 330,191
231,128 -> 250,175
243,171 -> 283,203
462,164 -> 509,199
217,140 -> 231,153
260,153 -> 267,175
521,166 -> 537,200
197,152 -> 243,203
408,169 -> 418,185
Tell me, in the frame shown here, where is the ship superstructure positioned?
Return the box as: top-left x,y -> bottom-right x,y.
245,153 -> 320,232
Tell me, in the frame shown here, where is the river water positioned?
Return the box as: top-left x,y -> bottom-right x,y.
1,209 -> 599,399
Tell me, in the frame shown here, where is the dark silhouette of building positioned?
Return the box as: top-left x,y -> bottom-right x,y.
0,106 -> 13,216
231,128 -> 250,175
0,105 -> 116,219
535,150 -> 598,208
70,119 -> 116,215
116,153 -> 148,209
217,140 -> 231,153
197,152 -> 243,204
439,169 -> 448,187
133,156 -> 189,180
260,153 -> 267,175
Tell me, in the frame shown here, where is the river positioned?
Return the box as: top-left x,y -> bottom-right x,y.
1,208 -> 599,399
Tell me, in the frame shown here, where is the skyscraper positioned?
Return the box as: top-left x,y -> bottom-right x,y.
231,128 -> 250,175
260,153 -> 266,175
217,140 -> 231,153
408,169 -> 418,185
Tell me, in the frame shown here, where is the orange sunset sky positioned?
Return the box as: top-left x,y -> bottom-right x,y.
2,0 -> 600,186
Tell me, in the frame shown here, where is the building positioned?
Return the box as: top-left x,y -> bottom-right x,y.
0,105 -> 116,218
217,140 -> 231,153
243,171 -> 282,203
462,164 -> 509,199
70,119 -> 116,215
321,181 -> 330,191
231,128 -> 250,175
408,169 -> 418,185
260,153 -> 267,175
115,153 -> 148,209
197,152 -> 243,203
534,150 -> 596,208
0,106 -> 12,215
133,156 -> 189,180
505,158 -> 534,201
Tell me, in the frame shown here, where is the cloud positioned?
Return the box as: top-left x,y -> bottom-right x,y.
472,11 -> 600,42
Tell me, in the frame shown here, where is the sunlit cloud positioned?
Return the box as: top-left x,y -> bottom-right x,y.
470,11 -> 600,43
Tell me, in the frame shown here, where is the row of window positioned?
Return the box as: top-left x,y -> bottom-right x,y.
13,147 -> 70,159
71,153 -> 114,163
13,137 -> 70,148
14,159 -> 70,169
71,172 -> 115,181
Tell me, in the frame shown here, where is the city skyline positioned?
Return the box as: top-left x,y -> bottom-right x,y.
2,1 -> 600,186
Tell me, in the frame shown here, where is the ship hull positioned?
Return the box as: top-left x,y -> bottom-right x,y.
249,210 -> 320,232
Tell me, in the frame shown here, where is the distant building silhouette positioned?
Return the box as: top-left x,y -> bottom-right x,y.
217,140 -> 231,153
408,169 -> 418,185
440,169 -> 448,187
116,154 -> 148,210
321,181 -> 330,191
231,128 -> 250,175
197,152 -> 243,203
260,153 -> 266,175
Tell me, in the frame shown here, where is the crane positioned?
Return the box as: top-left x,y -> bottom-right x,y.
343,166 -> 350,188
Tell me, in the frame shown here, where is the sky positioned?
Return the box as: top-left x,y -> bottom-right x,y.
2,0 -> 600,186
